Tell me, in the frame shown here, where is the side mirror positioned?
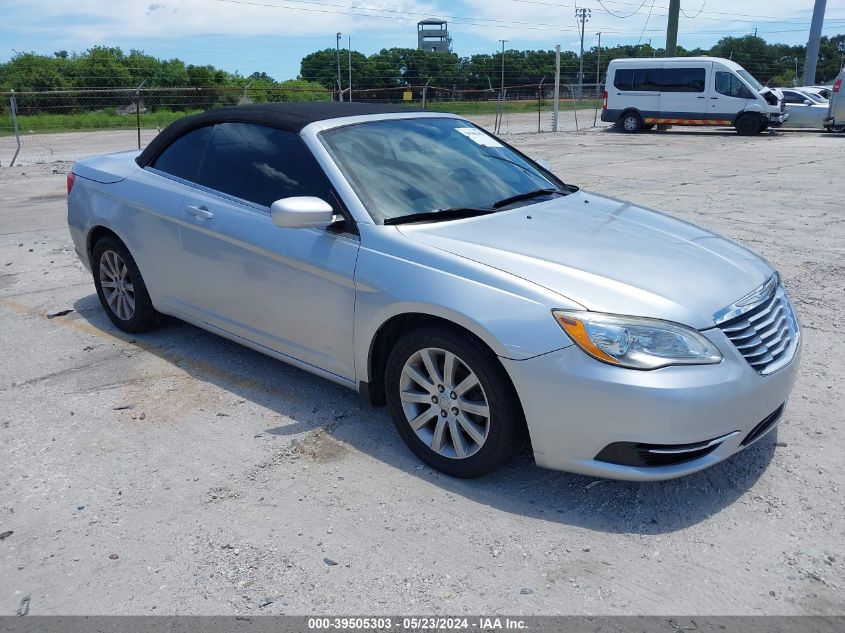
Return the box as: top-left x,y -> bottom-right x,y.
803,99 -> 813,105
536,158 -> 553,172
270,196 -> 335,229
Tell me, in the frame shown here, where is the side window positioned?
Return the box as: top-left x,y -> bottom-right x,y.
614,68 -> 634,91
633,68 -> 661,91
715,72 -> 754,99
151,125 -> 213,182
196,122 -> 334,208
781,91 -> 806,104
661,67 -> 706,92
614,68 -> 661,91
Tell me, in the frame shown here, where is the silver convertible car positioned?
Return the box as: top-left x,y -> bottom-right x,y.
67,103 -> 801,480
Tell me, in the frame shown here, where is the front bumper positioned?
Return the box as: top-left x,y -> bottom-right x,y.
768,111 -> 789,126
501,327 -> 800,481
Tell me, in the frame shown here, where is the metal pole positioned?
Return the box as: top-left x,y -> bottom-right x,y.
804,0 -> 827,85
498,39 -> 508,133
422,77 -> 432,109
336,32 -> 343,102
594,32 -> 602,127
10,90 -> 21,167
537,76 -> 546,132
553,45 -> 560,132
135,80 -> 146,150
665,0 -> 680,57
348,36 -> 352,102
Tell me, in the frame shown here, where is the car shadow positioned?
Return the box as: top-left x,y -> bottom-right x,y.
72,294 -> 776,535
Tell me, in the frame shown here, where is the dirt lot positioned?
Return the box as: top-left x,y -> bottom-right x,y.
1,126 -> 843,616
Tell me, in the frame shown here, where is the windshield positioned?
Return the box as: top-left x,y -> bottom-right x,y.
319,117 -> 562,223
736,69 -> 763,92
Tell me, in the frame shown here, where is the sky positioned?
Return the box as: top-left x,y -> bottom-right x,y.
1,0 -> 844,81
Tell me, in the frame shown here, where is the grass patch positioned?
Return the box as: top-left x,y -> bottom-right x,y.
0,109 -> 203,136
0,100 -> 603,137
426,99 -> 601,115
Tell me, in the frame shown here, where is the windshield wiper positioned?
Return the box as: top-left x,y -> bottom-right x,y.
384,207 -> 496,225
491,188 -> 565,209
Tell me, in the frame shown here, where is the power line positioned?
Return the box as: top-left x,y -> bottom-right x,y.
637,0 -> 657,46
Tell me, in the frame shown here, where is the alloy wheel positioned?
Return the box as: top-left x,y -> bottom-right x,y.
399,347 -> 490,460
99,249 -> 135,321
622,115 -> 639,132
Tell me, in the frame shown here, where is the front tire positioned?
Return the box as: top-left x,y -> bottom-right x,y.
384,327 -> 525,478
826,124 -> 845,133
735,114 -> 763,136
92,236 -> 161,333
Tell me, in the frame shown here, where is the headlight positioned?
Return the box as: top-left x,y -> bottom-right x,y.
553,310 -> 722,370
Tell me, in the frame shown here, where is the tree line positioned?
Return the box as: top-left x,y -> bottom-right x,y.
1,34 -> 843,100
301,34 -> 845,98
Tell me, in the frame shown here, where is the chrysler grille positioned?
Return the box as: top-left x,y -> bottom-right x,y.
718,285 -> 798,374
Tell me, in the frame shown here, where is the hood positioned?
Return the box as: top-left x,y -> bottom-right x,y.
396,191 -> 773,329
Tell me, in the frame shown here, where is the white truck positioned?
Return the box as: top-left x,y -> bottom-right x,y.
601,57 -> 787,135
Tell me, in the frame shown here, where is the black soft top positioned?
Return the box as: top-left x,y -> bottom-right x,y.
136,102 -> 426,167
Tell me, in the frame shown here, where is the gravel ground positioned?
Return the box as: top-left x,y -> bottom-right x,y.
0,125 -> 843,616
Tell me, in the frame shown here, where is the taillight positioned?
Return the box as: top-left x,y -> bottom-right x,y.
834,79 -> 842,93
602,90 -> 608,110
66,172 -> 76,195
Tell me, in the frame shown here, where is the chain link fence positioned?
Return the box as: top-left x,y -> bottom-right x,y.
0,84 -> 605,166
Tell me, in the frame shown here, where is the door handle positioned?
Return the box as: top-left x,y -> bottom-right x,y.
710,97 -> 719,100
186,205 -> 214,219
697,96 -> 706,99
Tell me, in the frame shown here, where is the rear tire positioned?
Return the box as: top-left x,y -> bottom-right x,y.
384,326 -> 525,478
826,124 -> 845,133
735,114 -> 763,136
92,236 -> 162,333
618,111 -> 643,133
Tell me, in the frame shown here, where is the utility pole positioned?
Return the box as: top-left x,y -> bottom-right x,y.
347,35 -> 352,102
595,32 -> 602,95
665,0 -> 680,57
499,39 -> 508,97
658,0 -> 680,131
553,44 -> 560,132
498,39 -> 508,133
336,32 -> 343,102
804,0 -> 827,86
575,7 -> 590,99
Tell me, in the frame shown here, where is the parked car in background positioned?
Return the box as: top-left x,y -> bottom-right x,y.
823,70 -> 845,132
781,88 -> 826,104
602,57 -> 787,135
803,85 -> 832,101
67,103 -> 801,481
780,88 -> 831,129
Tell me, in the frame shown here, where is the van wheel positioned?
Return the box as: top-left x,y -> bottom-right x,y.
826,124 -> 845,133
735,114 -> 763,136
618,111 -> 643,133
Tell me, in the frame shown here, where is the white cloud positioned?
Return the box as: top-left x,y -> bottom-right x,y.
3,0 -> 444,41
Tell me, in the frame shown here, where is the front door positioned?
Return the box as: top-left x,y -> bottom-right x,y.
177,122 -> 360,381
709,70 -> 754,123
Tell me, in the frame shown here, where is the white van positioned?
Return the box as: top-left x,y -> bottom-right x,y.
822,69 -> 845,132
601,57 -> 788,135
